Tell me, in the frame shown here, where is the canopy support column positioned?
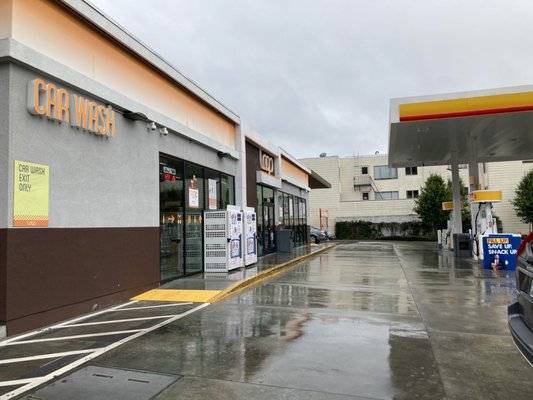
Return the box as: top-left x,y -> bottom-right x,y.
450,154 -> 463,236
468,142 -> 481,226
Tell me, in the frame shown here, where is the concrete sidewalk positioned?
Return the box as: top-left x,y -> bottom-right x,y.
0,242 -> 335,399
156,242 -> 335,298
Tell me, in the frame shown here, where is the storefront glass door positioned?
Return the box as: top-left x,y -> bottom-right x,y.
185,163 -> 204,274
263,203 -> 275,254
160,157 -> 184,281
257,185 -> 276,255
160,154 -> 234,279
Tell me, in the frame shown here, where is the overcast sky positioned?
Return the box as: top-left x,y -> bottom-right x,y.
90,0 -> 533,159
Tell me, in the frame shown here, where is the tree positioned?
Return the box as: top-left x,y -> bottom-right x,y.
413,174 -> 450,235
512,169 -> 533,230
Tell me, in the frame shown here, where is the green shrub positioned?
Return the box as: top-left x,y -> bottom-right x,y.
335,220 -> 433,240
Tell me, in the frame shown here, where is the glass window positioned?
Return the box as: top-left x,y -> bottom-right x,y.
184,162 -> 204,274
294,198 -> 299,227
299,198 -> 304,225
407,190 -> 419,199
159,156 -> 184,281
221,174 -> 235,207
300,198 -> 306,225
362,192 -> 369,200
258,185 -> 275,255
300,198 -> 306,245
405,166 -> 418,176
160,155 -> 234,277
283,193 -> 289,227
361,166 -> 368,175
374,165 -> 398,180
288,195 -> 294,226
185,163 -> 204,210
263,186 -> 274,203
377,191 -> 399,200
204,168 -> 220,210
257,186 -> 264,257
278,192 -> 284,226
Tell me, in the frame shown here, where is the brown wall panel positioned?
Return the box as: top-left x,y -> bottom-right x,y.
246,141 -> 260,209
5,227 -> 159,323
0,229 -> 6,322
7,282 -> 157,336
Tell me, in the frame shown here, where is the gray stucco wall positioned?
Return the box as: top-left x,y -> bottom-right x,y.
0,64 -> 8,229
8,64 -> 238,229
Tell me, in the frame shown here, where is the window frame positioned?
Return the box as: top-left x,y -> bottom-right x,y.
377,191 -> 399,200
406,190 -> 419,199
405,166 -> 418,176
374,165 -> 398,180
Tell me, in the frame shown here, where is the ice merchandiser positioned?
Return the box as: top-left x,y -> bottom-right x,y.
204,206 -> 243,272
243,207 -> 257,266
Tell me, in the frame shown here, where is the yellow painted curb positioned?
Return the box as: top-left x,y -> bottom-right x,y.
209,244 -> 336,303
132,289 -> 221,303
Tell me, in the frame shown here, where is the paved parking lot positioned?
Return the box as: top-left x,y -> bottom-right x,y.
1,241 -> 531,400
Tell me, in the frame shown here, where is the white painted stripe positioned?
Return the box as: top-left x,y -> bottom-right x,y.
0,378 -> 37,388
59,315 -> 176,328
0,349 -> 99,365
0,303 -> 209,400
110,302 -> 193,311
0,300 -> 138,346
2,329 -> 144,346
52,301 -> 140,328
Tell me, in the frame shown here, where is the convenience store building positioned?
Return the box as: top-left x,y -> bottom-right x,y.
0,0 -> 327,336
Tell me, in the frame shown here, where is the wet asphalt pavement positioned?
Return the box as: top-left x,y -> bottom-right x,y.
2,241 -> 532,399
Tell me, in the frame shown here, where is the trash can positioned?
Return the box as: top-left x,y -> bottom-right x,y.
453,233 -> 472,257
277,229 -> 294,253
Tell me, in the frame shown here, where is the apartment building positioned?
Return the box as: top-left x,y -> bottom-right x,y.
300,154 -> 532,235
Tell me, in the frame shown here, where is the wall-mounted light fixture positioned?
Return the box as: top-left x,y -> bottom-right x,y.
147,121 -> 157,131
159,127 -> 168,136
124,111 -> 148,121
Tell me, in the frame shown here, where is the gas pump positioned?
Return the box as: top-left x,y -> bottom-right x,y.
441,201 -> 454,250
469,190 -> 502,260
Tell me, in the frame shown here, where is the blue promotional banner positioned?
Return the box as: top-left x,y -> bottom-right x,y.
482,234 -> 522,270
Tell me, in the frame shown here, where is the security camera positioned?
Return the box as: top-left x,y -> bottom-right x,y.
159,127 -> 169,136
147,121 -> 157,131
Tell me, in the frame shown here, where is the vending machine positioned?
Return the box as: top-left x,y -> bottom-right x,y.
243,207 -> 257,266
204,205 -> 243,272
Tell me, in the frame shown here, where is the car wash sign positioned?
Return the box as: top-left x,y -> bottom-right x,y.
13,160 -> 49,227
482,234 -> 522,269
27,78 -> 116,138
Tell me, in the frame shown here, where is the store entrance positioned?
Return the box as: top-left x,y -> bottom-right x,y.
160,158 -> 185,281
257,185 -> 276,256
262,203 -> 276,254
160,154 -> 236,281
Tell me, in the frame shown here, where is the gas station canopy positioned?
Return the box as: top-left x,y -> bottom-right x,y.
388,86 -> 533,167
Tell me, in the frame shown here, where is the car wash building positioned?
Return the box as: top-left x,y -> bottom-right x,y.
0,0 -> 327,336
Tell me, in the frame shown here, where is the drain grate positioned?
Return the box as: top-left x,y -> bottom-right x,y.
21,365 -> 180,400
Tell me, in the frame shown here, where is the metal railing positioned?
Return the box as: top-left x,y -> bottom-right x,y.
353,175 -> 383,199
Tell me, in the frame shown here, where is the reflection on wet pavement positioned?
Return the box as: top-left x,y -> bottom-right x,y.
18,241 -> 533,400
98,242 -> 445,399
